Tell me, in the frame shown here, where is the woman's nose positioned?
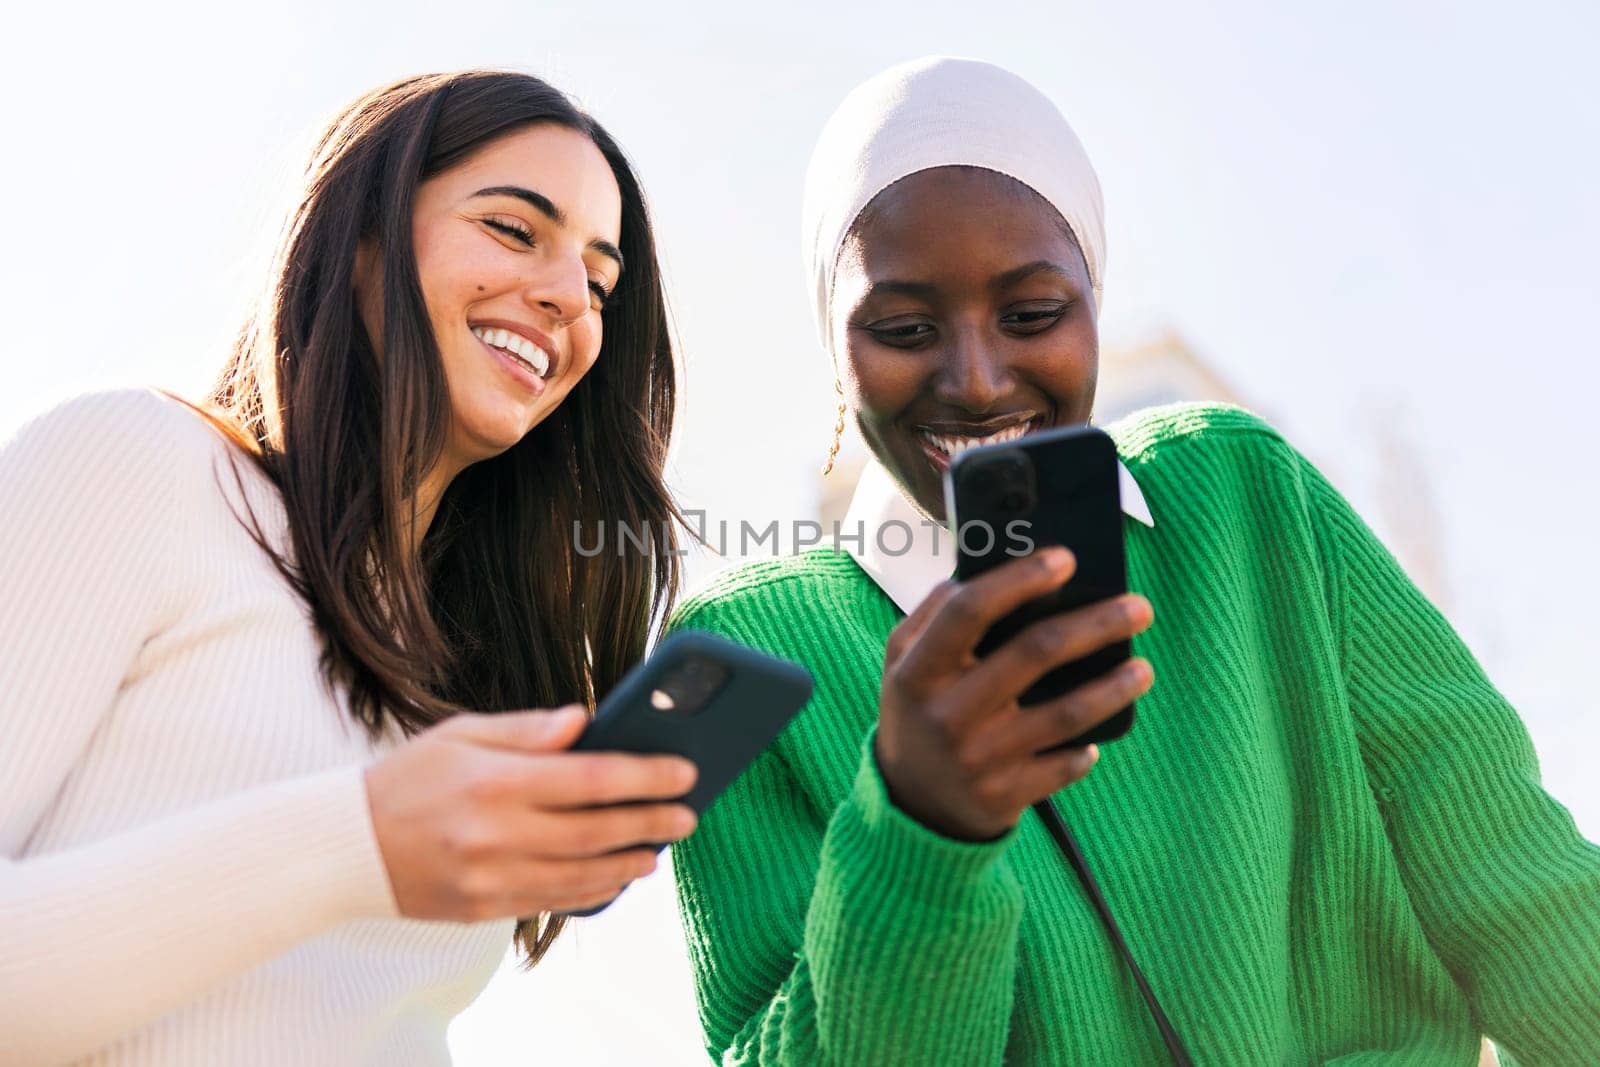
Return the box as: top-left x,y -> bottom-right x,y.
933,324 -> 1008,413
520,255 -> 590,327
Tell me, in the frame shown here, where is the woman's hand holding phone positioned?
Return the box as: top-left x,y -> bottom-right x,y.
875,548 -> 1155,842
365,706 -> 699,920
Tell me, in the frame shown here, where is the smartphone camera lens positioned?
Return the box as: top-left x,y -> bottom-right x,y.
652,655 -> 729,716
962,452 -> 1037,517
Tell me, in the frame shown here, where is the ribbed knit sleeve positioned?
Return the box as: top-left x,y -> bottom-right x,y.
670,590 -> 1026,1065
1302,456 -> 1600,1063
0,392 -> 398,1065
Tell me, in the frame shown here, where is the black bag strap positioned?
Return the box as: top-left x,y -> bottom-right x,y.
1033,799 -> 1194,1066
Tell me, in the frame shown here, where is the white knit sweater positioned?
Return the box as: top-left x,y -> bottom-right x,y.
0,390 -> 513,1066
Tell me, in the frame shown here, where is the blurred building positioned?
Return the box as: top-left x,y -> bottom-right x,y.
1093,329 -> 1252,424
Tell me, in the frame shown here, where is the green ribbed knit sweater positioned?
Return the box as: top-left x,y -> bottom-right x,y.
667,405 -> 1600,1065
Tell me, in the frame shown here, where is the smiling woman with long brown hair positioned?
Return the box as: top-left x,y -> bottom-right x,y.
0,70 -> 698,1064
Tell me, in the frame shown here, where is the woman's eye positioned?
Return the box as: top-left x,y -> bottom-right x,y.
866,321 -> 935,346
588,280 -> 611,310
1002,304 -> 1068,332
483,218 -> 535,246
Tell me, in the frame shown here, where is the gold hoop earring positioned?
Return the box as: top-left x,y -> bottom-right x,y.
821,378 -> 847,476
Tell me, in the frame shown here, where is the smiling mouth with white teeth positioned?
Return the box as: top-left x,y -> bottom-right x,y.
471,325 -> 553,380
917,419 -> 1039,465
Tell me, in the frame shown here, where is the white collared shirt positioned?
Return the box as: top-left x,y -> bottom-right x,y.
838,458 -> 1154,615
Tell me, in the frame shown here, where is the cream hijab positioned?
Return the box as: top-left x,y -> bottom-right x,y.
801,56 -> 1107,360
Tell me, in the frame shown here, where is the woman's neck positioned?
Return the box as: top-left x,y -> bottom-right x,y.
407,458 -> 462,557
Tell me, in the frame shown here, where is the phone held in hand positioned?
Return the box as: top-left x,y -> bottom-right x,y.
560,630 -> 814,916
944,424 -> 1135,748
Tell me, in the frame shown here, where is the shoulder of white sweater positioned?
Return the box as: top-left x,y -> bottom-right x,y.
9,386 -> 236,459
5,387 -> 269,513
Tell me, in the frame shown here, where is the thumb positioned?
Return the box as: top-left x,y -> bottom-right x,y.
454,704 -> 590,753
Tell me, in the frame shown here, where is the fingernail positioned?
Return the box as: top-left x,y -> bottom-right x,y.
1086,744 -> 1101,766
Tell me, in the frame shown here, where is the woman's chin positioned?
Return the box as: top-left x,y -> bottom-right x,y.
880,449 -> 946,522
456,404 -> 546,460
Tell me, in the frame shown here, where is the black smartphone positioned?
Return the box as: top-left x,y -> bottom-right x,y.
944,424 -> 1135,747
559,629 -> 814,915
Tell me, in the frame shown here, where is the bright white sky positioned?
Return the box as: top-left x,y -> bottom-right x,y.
3,0 -> 1596,1062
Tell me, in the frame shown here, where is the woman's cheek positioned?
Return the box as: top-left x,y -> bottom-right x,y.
844,348 -> 920,417
573,318 -> 604,374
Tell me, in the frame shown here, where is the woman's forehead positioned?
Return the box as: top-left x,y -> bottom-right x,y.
840,166 -> 1086,285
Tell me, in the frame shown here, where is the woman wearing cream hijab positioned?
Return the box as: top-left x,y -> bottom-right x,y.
667,57 -> 1600,1064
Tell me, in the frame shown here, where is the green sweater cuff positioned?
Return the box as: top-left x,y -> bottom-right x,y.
791,734 -> 1025,1063
837,732 -> 1021,911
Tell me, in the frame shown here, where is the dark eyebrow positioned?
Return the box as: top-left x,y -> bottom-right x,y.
471,185 -> 625,274
863,280 -> 939,302
589,238 -> 625,274
992,260 -> 1076,290
861,262 -> 1076,304
473,185 -> 564,223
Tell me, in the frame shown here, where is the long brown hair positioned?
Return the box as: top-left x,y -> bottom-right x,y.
205,70 -> 682,963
